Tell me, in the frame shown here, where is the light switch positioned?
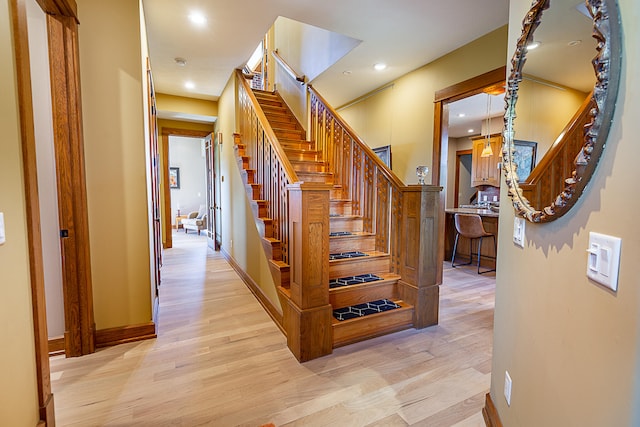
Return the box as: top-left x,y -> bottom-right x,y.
586,232 -> 621,291
0,212 -> 5,245
513,217 -> 525,248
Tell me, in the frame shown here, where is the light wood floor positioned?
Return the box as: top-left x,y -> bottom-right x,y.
50,231 -> 495,426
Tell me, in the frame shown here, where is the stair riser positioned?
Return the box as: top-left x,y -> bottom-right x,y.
329,256 -> 389,279
267,120 -> 300,130
330,217 -> 363,233
292,162 -> 327,173
281,141 -> 315,151
332,307 -> 413,348
330,200 -> 352,215
284,151 -> 320,162
330,281 -> 398,309
256,99 -> 283,107
296,172 -> 334,184
246,184 -> 260,200
262,238 -> 282,261
329,235 -> 376,253
264,113 -> 297,123
251,202 -> 268,218
257,219 -> 272,238
273,129 -> 306,140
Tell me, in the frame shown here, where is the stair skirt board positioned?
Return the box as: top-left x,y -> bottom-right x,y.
333,299 -> 401,321
329,273 -> 382,289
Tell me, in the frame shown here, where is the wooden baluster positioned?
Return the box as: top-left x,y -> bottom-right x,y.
281,182 -> 333,362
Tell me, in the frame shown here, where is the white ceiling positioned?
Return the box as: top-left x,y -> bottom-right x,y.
142,0 -> 595,133
142,0 -> 509,108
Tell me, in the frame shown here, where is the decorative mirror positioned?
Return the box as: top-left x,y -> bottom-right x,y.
502,0 -> 622,222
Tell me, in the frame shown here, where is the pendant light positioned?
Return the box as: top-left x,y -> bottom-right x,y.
481,93 -> 493,157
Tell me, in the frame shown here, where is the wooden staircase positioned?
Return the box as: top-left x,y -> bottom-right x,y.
234,67 -> 441,362
241,89 -> 414,348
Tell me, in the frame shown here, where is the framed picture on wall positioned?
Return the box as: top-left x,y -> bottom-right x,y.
169,167 -> 180,189
373,145 -> 392,168
513,140 -> 537,182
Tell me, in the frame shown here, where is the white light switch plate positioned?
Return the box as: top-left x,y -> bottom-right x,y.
587,232 -> 621,291
0,212 -> 5,245
513,217 -> 525,248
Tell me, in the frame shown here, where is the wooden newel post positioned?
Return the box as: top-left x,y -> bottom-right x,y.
398,185 -> 443,329
283,182 -> 333,362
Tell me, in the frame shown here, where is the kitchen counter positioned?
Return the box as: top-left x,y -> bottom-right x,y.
444,207 -> 499,268
445,207 -> 499,218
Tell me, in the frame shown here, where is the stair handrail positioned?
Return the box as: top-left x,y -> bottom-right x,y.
236,69 -> 300,183
519,92 -> 594,207
307,85 -> 405,190
272,49 -> 306,84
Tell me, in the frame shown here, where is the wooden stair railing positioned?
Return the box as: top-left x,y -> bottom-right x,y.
308,85 -> 443,330
520,93 -> 595,209
235,70 -> 333,362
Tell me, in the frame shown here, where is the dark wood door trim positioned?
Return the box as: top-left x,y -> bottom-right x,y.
454,149 -> 473,208
161,128 -> 211,249
431,66 -> 506,186
47,12 -> 95,358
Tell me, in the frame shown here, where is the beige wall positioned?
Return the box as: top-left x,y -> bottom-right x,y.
515,77 -> 587,163
491,0 -> 640,425
0,0 -> 40,423
339,26 -> 508,184
156,93 -> 218,117
78,0 -> 152,328
217,77 -> 281,312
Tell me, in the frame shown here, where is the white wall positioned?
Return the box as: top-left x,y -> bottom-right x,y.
169,136 -> 206,221
26,0 -> 65,338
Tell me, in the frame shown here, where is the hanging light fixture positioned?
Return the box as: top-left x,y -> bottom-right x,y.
480,94 -> 494,158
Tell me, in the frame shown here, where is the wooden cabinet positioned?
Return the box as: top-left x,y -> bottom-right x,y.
471,134 -> 502,187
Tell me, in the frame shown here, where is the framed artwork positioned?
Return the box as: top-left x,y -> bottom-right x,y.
169,167 -> 180,189
373,145 -> 392,168
513,140 -> 537,182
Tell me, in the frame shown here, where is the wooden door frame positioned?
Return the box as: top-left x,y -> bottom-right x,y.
454,149 -> 473,208
161,128 -> 212,249
12,0 -> 86,424
431,66 -> 506,187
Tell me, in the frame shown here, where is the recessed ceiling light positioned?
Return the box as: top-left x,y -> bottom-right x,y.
458,113 -> 466,118
185,81 -> 195,89
343,70 -> 352,76
468,129 -> 474,133
374,63 -> 387,71
526,41 -> 541,50
189,11 -> 207,26
174,57 -> 187,66
568,40 -> 582,47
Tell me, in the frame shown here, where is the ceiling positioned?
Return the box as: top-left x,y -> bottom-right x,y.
142,0 -> 595,134
142,0 -> 509,110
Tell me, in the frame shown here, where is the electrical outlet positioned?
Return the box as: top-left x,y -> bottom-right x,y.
504,371 -> 512,406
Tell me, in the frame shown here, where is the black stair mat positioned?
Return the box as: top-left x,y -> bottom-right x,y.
329,251 -> 367,261
333,299 -> 401,321
329,231 -> 353,237
329,273 -> 383,289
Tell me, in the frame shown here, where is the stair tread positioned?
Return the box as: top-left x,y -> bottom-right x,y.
332,299 -> 411,323
329,231 -> 373,238
329,250 -> 388,261
329,272 -> 400,290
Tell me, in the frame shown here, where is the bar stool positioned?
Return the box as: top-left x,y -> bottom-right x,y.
451,213 -> 496,274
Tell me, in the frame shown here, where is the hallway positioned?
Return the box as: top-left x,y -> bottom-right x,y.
50,231 -> 495,426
